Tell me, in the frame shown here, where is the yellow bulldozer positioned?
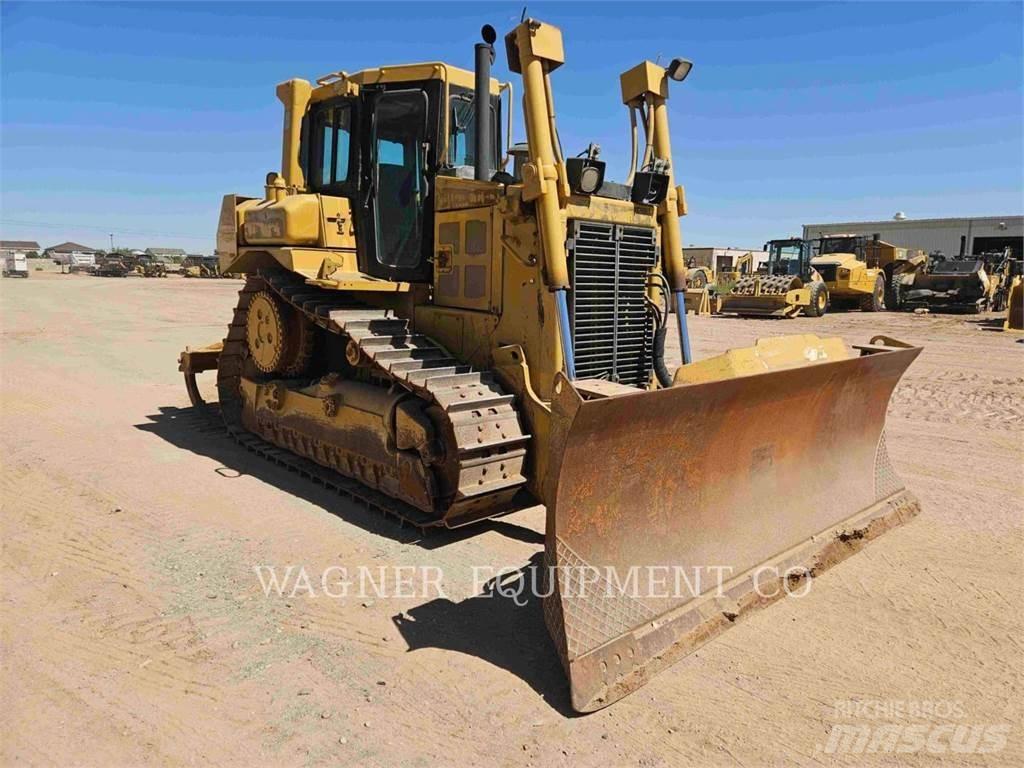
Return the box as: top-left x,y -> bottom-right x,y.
178,19 -> 921,712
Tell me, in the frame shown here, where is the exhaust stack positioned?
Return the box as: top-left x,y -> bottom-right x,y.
475,25 -> 496,181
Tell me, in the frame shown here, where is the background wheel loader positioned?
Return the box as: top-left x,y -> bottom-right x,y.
718,238 -> 828,317
178,18 -> 921,712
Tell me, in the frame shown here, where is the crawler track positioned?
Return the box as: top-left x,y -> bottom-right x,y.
212,271 -> 530,529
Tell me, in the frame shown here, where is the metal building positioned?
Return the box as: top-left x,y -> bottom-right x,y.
802,215 -> 1023,258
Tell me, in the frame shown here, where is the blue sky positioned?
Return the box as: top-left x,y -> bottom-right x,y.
1,1 -> 1021,252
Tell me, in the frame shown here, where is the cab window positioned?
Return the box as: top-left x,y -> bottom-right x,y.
447,87 -> 500,170
310,103 -> 352,189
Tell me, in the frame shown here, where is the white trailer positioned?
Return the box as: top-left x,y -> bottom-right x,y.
2,251 -> 29,278
61,252 -> 97,273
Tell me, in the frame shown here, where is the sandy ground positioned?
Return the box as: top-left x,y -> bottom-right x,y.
1,271 -> 1021,767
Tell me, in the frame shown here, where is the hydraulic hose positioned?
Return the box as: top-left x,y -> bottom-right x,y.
653,326 -> 674,388
626,104 -> 639,186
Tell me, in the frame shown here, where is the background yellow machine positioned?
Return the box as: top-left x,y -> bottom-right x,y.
811,234 -> 926,311
181,255 -> 223,278
715,250 -> 752,291
1005,274 -> 1024,330
718,238 -> 828,317
179,19 -> 921,711
991,250 -> 1024,329
986,248 -> 1022,322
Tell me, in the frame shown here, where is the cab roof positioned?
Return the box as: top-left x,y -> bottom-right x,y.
311,61 -> 501,103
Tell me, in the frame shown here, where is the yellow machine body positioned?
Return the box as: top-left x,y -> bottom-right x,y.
714,250 -> 754,295
812,254 -> 879,301
985,250 -> 1023,326
1005,275 -> 1024,331
718,239 -> 828,318
812,236 -> 926,311
179,19 -> 921,711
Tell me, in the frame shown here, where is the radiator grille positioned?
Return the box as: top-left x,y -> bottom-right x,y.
568,220 -> 657,387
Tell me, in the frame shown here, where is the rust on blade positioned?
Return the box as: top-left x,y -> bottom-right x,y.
543,343 -> 922,712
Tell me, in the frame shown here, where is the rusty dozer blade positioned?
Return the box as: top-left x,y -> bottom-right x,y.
543,335 -> 922,712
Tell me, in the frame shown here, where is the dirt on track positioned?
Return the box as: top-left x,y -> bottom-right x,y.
2,272 -> 1022,767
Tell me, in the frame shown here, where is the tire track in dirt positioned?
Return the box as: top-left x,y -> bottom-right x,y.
891,371 -> 1024,429
2,462 -> 259,762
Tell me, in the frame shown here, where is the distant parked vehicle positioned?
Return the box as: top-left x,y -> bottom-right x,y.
59,252 -> 98,273
141,260 -> 168,278
718,239 -> 828,318
93,258 -> 130,278
3,251 -> 30,278
181,255 -> 222,278
898,252 -> 994,314
811,235 -> 927,312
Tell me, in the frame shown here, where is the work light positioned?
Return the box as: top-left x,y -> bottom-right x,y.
667,58 -> 693,82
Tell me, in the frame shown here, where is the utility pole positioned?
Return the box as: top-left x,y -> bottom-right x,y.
109,233 -> 114,252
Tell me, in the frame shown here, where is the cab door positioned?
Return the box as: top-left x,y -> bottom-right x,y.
359,87 -> 434,283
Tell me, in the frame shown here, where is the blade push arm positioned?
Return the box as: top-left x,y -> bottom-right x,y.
505,19 -> 576,376
621,61 -> 692,363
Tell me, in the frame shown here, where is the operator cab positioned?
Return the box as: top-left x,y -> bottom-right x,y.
301,70 -> 503,284
765,238 -> 814,282
815,235 -> 867,261
295,30 -> 673,287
